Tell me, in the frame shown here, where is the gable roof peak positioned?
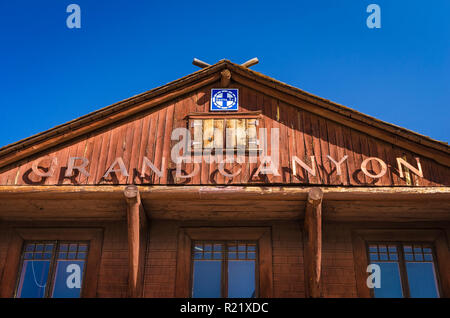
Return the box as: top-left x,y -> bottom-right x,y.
193,58 -> 259,70
0,58 -> 448,169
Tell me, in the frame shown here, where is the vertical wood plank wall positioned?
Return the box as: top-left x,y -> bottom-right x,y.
0,84 -> 448,187
1,221 -> 448,297
0,221 -> 360,298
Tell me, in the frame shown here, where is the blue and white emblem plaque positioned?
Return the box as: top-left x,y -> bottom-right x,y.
211,89 -> 239,111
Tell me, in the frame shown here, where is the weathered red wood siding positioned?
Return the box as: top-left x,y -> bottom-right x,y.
0,84 -> 448,186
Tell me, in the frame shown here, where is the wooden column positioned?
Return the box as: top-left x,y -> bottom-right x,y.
124,185 -> 148,297
303,187 -> 323,298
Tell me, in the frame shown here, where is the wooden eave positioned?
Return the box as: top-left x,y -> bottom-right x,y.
0,185 -> 448,222
1,185 -> 449,201
0,60 -> 448,170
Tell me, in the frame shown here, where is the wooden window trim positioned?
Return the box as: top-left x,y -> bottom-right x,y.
0,228 -> 103,298
191,241 -> 258,298
175,227 -> 273,298
185,111 -> 262,119
187,114 -> 262,153
352,229 -> 449,298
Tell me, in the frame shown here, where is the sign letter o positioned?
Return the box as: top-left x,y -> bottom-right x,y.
361,157 -> 387,179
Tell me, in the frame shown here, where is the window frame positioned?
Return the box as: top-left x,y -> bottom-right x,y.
0,228 -> 103,298
185,112 -> 262,153
191,240 -> 259,298
352,229 -> 449,298
365,241 -> 441,298
175,227 -> 273,298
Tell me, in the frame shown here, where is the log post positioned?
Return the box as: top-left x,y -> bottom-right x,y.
124,185 -> 148,297
303,187 -> 323,297
220,69 -> 231,87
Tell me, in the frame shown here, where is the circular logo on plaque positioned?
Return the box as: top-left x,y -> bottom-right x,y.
212,89 -> 238,110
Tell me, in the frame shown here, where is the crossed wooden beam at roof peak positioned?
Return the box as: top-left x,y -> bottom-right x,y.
193,57 -> 259,69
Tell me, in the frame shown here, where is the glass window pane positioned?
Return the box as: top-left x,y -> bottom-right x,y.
68,252 -> 77,259
16,260 -> 51,298
405,262 -> 439,298
78,252 -> 87,260
24,252 -> 33,259
51,260 -> 85,298
373,262 -> 403,298
192,260 -> 222,298
228,260 -> 256,298
194,252 -> 202,259
389,253 -> 398,261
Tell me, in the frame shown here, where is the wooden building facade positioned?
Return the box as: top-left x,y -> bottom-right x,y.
0,60 -> 448,298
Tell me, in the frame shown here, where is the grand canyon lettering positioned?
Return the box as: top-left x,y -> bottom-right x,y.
27,128 -> 424,183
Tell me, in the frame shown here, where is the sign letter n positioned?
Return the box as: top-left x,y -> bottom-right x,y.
66,4 -> 81,29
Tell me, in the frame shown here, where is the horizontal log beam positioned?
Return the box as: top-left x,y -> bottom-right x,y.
0,185 -> 448,201
0,186 -> 447,222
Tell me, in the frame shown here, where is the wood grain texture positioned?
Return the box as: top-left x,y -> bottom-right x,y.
124,185 -> 148,297
303,188 -> 323,298
0,85 -> 448,187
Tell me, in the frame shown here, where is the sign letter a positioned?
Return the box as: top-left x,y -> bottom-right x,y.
366,4 -> 381,29
66,4 -> 81,29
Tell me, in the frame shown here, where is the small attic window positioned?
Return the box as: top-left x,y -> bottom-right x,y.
185,112 -> 261,152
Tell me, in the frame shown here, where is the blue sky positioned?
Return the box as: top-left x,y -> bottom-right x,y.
0,0 -> 449,148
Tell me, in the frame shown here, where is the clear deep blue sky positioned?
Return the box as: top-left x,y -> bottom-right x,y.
1,1 -> 449,148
